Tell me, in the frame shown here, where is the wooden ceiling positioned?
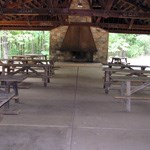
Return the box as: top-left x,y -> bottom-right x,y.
0,0 -> 150,34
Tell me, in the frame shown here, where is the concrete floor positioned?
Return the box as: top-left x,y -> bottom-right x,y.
0,64 -> 150,150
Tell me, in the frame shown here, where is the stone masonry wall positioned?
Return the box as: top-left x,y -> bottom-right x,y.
91,27 -> 108,63
50,26 -> 69,61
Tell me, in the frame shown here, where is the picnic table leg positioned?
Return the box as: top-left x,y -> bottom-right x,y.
50,62 -> 55,75
43,67 -> 48,87
103,71 -> 106,89
43,77 -> 47,87
4,82 -> 19,103
5,81 -> 10,93
126,80 -> 131,112
121,81 -> 126,96
12,82 -> 19,103
0,81 -> 10,111
2,83 -> 13,114
104,71 -> 111,94
46,66 -> 50,83
43,67 -> 47,87
2,66 -> 6,75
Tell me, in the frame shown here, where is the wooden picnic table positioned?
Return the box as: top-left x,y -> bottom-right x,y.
0,62 -> 52,87
111,57 -> 128,65
111,76 -> 150,112
0,75 -> 26,115
103,64 -> 150,94
0,75 -> 27,102
1,58 -> 55,74
103,63 -> 150,112
0,56 -> 57,86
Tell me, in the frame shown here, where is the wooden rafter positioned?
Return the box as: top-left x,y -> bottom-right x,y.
96,0 -> 115,23
0,0 -> 149,33
1,8 -> 150,19
121,0 -> 150,12
0,21 -> 150,30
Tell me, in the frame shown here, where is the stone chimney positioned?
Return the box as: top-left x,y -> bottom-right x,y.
50,0 -> 109,63
69,0 -> 91,23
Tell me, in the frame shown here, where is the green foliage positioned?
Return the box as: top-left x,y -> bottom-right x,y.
109,33 -> 150,58
0,30 -> 50,58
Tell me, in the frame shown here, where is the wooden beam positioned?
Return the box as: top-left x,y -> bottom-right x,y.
96,0 -> 115,23
0,21 -> 150,31
121,0 -> 149,12
0,27 -> 55,31
1,8 -> 150,19
109,29 -> 150,34
1,26 -> 149,34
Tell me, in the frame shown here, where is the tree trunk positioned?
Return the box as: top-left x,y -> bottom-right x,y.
0,36 -> 2,58
3,31 -> 9,59
38,35 -> 40,54
31,39 -> 34,54
49,31 -> 50,57
42,31 -> 45,51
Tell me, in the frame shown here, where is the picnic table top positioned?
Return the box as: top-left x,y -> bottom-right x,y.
0,59 -> 54,63
103,63 -> 150,69
11,54 -> 47,58
103,67 -> 150,73
0,63 -> 51,67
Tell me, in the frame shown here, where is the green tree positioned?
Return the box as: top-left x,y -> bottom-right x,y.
109,33 -> 150,58
0,30 -> 50,59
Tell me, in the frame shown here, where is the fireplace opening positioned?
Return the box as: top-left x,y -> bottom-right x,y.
72,51 -> 93,62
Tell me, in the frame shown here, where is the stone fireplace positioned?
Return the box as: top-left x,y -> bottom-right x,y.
60,25 -> 97,62
50,0 -> 108,63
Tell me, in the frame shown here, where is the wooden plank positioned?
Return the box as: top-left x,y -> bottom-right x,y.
115,96 -> 150,100
130,82 -> 150,95
1,8 -> 150,19
126,80 -> 131,112
103,68 -> 150,74
111,76 -> 150,82
103,63 -> 150,68
103,67 -> 150,73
